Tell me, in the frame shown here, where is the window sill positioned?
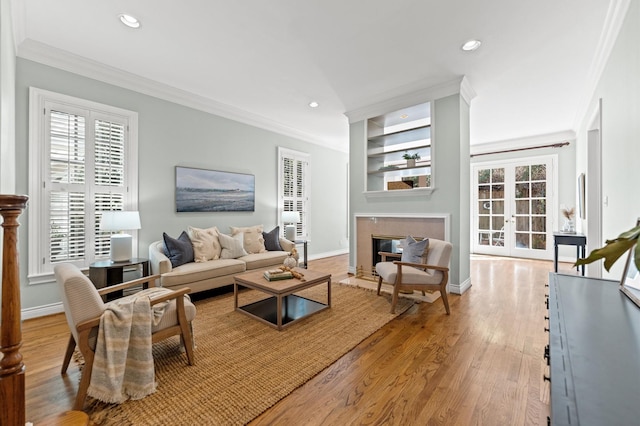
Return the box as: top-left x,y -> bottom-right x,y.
28,267 -> 89,286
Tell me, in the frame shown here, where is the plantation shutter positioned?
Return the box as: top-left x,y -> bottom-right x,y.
44,105 -> 130,268
48,110 -> 87,263
93,118 -> 127,258
279,148 -> 309,239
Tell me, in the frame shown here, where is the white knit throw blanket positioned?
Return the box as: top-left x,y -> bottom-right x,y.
87,287 -> 173,404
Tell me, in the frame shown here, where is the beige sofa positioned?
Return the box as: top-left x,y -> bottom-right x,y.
149,237 -> 294,294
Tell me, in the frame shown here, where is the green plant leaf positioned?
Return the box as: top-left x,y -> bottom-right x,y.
619,225 -> 640,240
575,238 -> 637,271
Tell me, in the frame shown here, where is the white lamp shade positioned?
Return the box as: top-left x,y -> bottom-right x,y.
100,211 -> 141,231
281,211 -> 300,224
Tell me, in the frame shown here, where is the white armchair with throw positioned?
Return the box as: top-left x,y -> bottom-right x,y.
54,263 -> 197,410
375,237 -> 453,314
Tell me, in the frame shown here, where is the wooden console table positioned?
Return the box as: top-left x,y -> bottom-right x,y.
548,273 -> 640,425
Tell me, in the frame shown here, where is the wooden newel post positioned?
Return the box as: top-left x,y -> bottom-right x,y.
0,194 -> 29,426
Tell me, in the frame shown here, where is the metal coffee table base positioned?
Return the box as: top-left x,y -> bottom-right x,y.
238,294 -> 328,329
234,268 -> 331,330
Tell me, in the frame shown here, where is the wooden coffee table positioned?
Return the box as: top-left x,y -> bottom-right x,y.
234,268 -> 331,330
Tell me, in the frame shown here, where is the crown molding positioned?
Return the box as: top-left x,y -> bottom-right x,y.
572,0 -> 631,131
470,130 -> 576,156
344,77 -> 465,124
16,39 -> 348,153
460,76 -> 477,106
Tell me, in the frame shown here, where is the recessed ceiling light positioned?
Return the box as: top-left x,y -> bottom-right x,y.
309,101 -> 319,108
119,14 -> 141,29
400,114 -> 409,119
461,39 -> 481,51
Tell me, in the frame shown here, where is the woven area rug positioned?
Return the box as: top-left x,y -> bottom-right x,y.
85,283 -> 412,425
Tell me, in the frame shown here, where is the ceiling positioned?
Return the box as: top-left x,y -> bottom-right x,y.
12,0 -> 620,152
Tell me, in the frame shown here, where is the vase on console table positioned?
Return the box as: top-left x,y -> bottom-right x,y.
562,219 -> 575,233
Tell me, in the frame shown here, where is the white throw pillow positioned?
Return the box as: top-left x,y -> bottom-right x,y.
230,225 -> 266,254
187,226 -> 222,262
219,232 -> 248,259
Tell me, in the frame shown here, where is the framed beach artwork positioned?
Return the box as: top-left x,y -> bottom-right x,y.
175,166 -> 255,212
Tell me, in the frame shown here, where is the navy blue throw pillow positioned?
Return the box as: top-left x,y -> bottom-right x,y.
163,231 -> 194,268
263,226 -> 283,251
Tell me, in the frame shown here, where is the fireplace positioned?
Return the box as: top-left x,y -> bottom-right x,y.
371,235 -> 404,272
354,215 -> 448,281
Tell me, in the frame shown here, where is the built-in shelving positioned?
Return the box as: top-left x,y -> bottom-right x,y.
366,102 -> 432,192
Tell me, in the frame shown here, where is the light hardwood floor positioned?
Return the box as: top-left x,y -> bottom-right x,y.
22,254 -> 556,425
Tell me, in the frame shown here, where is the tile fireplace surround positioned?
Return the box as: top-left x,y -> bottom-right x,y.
353,214 -> 449,280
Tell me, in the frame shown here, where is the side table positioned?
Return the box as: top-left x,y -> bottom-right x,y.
89,257 -> 150,301
553,232 -> 586,276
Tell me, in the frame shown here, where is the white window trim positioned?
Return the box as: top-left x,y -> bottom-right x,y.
28,87 -> 139,285
277,147 -> 310,241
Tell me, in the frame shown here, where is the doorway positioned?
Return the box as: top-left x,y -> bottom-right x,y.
472,156 -> 557,260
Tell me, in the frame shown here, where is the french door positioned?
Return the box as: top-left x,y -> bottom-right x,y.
472,156 -> 556,260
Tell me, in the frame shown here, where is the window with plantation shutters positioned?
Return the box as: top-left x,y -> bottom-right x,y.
278,147 -> 309,240
28,88 -> 138,282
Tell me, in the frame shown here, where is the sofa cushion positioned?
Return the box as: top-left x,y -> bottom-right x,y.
230,225 -> 265,254
219,232 -> 248,259
400,236 -> 429,264
187,225 -> 222,262
240,251 -> 290,270
160,258 -> 246,288
162,231 -> 194,268
262,226 -> 283,251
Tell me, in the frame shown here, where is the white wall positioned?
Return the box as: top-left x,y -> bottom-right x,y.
576,0 -> 640,279
15,58 -> 349,312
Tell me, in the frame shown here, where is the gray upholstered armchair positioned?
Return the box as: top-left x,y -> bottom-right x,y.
375,238 -> 453,314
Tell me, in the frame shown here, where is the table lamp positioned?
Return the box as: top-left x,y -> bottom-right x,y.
281,211 -> 300,242
100,211 -> 141,262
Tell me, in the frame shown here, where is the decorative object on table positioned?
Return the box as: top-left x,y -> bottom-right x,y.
175,166 -> 255,212
283,254 -> 297,269
576,218 -> 640,307
278,266 -> 305,280
263,269 -> 293,281
402,151 -> 420,168
281,211 -> 300,241
290,247 -> 299,262
560,207 -> 575,233
100,211 -> 141,262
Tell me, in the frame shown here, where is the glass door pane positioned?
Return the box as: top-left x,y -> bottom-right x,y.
513,164 -> 548,253
476,167 -> 506,250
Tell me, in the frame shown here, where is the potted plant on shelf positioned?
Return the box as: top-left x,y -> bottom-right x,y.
402,151 -> 420,168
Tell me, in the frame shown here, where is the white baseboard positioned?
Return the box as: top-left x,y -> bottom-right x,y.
308,248 -> 348,261
22,302 -> 64,320
450,277 -> 472,295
